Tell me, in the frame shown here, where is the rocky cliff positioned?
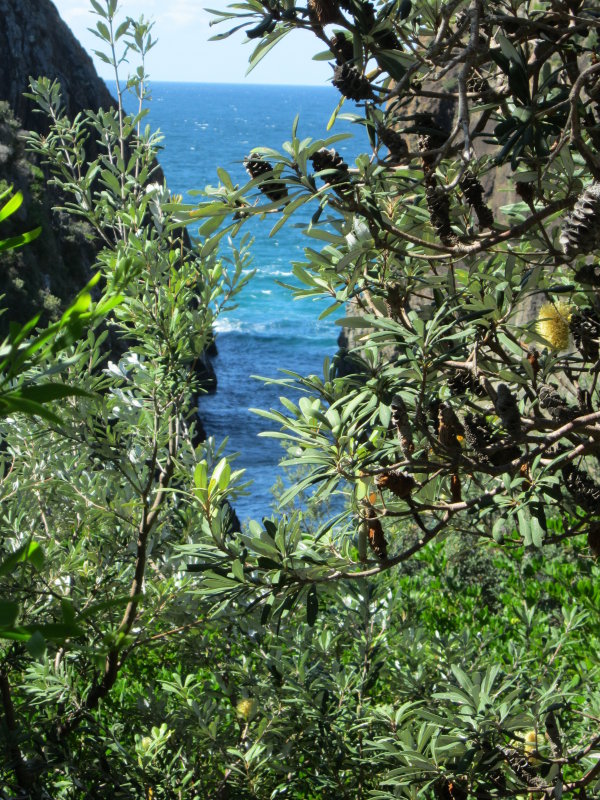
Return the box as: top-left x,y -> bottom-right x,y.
0,0 -> 115,134
0,0 -> 116,331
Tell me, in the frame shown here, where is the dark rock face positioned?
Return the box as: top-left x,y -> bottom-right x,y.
0,0 -> 116,332
0,0 -> 115,133
0,101 -> 97,333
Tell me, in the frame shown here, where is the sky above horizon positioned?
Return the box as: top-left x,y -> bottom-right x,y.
52,0 -> 333,86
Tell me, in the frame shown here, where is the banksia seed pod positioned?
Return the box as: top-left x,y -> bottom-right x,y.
330,32 -> 354,63
574,264 -> 600,286
244,155 -> 288,202
378,125 -> 408,161
499,746 -> 543,786
495,383 -> 521,436
416,115 -> 447,171
538,384 -> 576,423
450,473 -> 461,503
310,148 -> 349,183
364,505 -> 387,560
438,402 -> 463,451
309,0 -> 342,26
588,521 -> 600,558
332,63 -> 374,101
448,371 -> 472,397
390,394 -> 414,455
463,413 -> 494,454
515,180 -> 535,206
448,370 -> 486,398
560,182 -> 600,258
491,443 -> 521,467
463,413 -> 519,466
459,171 -> 494,229
578,386 -> 593,414
536,301 -> 572,351
527,347 -> 540,377
570,308 -> 600,362
562,464 -> 600,513
467,72 -> 492,101
245,154 -> 272,180
434,779 -> 468,800
426,185 -> 454,244
375,469 -> 415,498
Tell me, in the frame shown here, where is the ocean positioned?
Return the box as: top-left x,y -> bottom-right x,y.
119,82 -> 364,520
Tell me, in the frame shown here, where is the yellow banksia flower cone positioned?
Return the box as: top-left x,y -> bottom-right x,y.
524,729 -> 545,765
236,698 -> 257,721
536,301 -> 572,350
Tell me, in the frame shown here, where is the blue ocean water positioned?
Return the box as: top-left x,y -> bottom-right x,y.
123,83 -> 365,519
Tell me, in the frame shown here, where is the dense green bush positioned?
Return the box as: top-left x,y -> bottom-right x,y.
0,0 -> 599,797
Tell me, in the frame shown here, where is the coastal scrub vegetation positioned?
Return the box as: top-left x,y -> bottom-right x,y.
0,0 -> 600,797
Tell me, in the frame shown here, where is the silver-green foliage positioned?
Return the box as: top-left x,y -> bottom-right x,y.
0,2 -> 250,795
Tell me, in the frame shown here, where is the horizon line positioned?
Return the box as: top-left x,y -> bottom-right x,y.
102,78 -> 335,89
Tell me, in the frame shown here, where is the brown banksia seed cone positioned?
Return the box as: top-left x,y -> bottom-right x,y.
538,384 -> 576,423
459,171 -> 494,229
498,746 -> 540,785
527,347 -> 540,376
416,114 -> 447,172
375,469 -> 415,498
364,503 -> 387,560
467,71 -> 493,101
330,32 -> 354,63
450,472 -> 461,503
574,264 -> 600,286
448,369 -> 485,398
570,308 -> 600,362
332,63 -> 374,101
310,147 -> 349,183
562,464 -> 600,513
244,155 -> 288,202
378,125 -> 408,161
434,778 -> 468,800
494,383 -> 521,436
390,394 -> 414,455
463,413 -> 519,467
309,0 -> 343,26
438,402 -> 463,451
588,521 -> 600,558
515,181 -> 535,206
560,182 -> 600,258
426,185 -> 454,244
463,412 -> 494,453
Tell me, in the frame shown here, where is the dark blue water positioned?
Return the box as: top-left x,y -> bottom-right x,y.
118,83 -> 365,519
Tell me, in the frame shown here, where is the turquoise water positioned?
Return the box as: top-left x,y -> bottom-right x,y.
121,82 -> 364,518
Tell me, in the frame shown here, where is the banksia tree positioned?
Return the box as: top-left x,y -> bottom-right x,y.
204,2 -> 600,798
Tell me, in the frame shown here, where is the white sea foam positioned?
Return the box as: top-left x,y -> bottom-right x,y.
213,318 -> 244,334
